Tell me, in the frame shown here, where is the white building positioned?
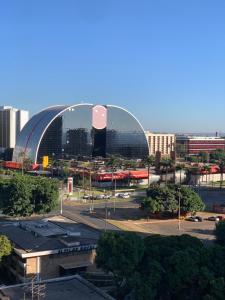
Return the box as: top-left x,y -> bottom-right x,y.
0,106 -> 29,151
145,131 -> 175,156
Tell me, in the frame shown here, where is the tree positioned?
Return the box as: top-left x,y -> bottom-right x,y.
0,235 -> 11,261
202,165 -> 211,183
142,184 -> 204,216
144,155 -> 155,187
210,149 -> 225,162
140,197 -> 165,215
218,160 -> 225,189
96,231 -> 144,299
18,151 -> 33,175
175,163 -> 185,184
32,177 -> 59,214
160,158 -> 173,185
133,235 -> 206,300
199,151 -> 209,163
51,159 -> 70,177
0,174 -> 59,217
178,186 -> 205,214
2,175 -> 33,216
214,220 -> 225,246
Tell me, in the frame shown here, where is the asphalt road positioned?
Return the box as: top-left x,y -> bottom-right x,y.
62,199 -> 139,231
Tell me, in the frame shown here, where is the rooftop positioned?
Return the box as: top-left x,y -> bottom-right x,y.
0,216 -> 99,257
0,275 -> 115,300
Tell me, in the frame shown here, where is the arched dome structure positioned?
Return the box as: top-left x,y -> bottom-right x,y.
13,104 -> 149,163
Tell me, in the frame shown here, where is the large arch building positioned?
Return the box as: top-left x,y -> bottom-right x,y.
13,104 -> 149,163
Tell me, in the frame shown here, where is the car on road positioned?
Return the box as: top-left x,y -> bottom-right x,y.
216,215 -> 225,221
186,216 -> 199,222
83,195 -> 91,199
195,216 -> 203,222
95,194 -> 105,199
118,193 -> 130,199
207,216 -> 220,221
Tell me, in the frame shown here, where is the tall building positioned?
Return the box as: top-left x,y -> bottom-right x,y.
13,104 -> 149,163
145,131 -> 175,156
0,106 -> 29,151
176,135 -> 225,156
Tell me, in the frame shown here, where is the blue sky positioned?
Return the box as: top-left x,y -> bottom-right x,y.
1,0 -> 225,132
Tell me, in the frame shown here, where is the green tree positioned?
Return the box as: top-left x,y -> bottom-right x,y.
0,235 -> 11,261
178,186 -> 205,214
133,235 -> 205,300
140,197 -> 165,215
96,231 -> 144,299
218,160 -> 225,189
214,220 -> 225,246
199,151 -> 209,163
160,158 -> 173,185
144,155 -> 155,187
32,177 -> 59,214
175,163 -> 185,184
0,174 -> 59,217
52,159 -> 70,177
2,175 -> 33,216
202,165 -> 211,183
210,149 -> 225,162
143,184 -> 204,216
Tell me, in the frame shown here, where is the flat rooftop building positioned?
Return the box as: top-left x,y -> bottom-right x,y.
176,135 -> 225,156
0,216 -> 99,283
145,131 -> 175,156
0,274 -> 115,300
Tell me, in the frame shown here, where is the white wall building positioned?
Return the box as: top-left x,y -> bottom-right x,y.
0,106 -> 29,151
145,131 -> 175,156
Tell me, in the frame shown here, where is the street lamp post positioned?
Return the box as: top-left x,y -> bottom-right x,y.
112,168 -> 117,213
104,198 -> 108,232
60,193 -> 63,215
178,186 -> 181,230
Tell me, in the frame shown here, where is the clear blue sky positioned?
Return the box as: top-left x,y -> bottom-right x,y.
1,0 -> 225,132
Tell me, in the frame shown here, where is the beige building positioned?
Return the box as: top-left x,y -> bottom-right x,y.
145,131 -> 175,156
0,217 -> 99,283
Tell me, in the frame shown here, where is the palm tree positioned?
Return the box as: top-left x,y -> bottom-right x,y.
202,165 -> 211,183
18,151 -> 33,175
175,163 -> 185,184
160,158 -> 173,185
219,160 -> 225,189
144,155 -> 155,187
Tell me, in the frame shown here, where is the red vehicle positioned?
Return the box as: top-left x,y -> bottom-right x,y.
216,215 -> 225,221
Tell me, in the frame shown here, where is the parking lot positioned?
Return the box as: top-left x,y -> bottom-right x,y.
107,212 -> 225,244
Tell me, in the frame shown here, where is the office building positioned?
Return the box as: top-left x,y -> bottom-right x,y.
0,106 -> 29,151
13,104 -> 149,163
176,135 -> 225,156
0,216 -> 99,283
145,131 -> 175,156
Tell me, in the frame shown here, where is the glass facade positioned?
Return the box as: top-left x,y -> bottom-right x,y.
13,104 -> 149,163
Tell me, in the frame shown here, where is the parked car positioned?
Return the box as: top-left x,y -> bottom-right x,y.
95,194 -> 105,199
83,195 -> 91,199
195,216 -> 203,222
118,193 -> 130,199
216,215 -> 225,221
208,216 -> 220,221
186,216 -> 199,222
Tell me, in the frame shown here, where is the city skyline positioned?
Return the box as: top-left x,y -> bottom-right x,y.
1,1 -> 225,132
